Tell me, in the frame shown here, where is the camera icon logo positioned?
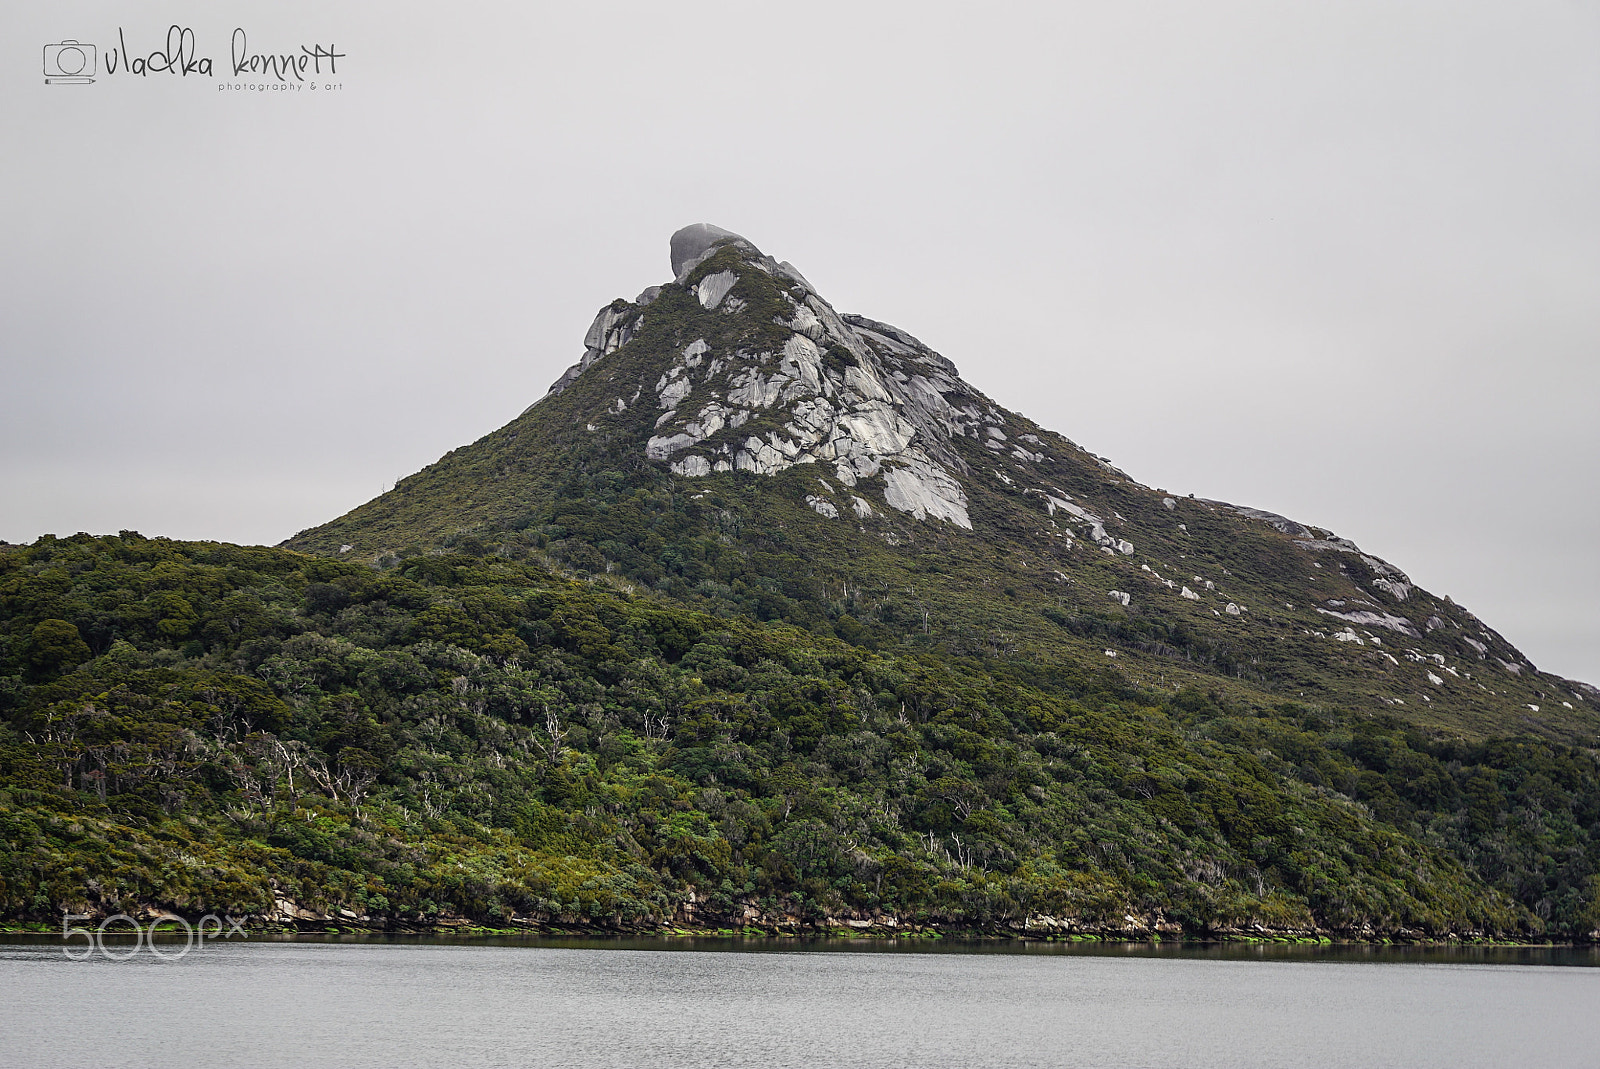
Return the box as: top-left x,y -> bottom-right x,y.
44,40 -> 96,84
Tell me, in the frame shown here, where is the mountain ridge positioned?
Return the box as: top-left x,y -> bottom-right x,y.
286,225 -> 1598,742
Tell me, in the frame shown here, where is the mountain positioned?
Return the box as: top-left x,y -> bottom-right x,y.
5,226 -> 1599,943
288,224 -> 1598,742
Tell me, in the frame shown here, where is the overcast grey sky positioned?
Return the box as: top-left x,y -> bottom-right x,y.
3,1 -> 1597,683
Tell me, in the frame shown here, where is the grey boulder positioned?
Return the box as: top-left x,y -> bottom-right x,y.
670,223 -> 751,280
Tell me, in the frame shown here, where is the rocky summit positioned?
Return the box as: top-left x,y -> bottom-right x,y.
560,225 -> 982,527
289,224 -> 1598,741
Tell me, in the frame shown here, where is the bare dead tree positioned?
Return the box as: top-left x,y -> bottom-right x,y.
271,738 -> 309,803
532,703 -> 569,765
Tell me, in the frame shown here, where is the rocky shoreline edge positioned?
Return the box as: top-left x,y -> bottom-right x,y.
1,907 -> 1584,946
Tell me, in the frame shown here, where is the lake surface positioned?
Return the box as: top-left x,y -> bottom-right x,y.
2,937 -> 1595,1068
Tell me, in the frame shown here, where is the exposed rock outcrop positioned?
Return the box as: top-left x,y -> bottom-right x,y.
1316,607 -> 1421,638
670,223 -> 751,280
533,302 -> 645,408
542,225 -> 995,528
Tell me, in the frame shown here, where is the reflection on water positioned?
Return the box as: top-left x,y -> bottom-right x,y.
2,936 -> 1596,1068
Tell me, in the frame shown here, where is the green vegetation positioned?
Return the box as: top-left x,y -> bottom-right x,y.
3,533 -> 1597,939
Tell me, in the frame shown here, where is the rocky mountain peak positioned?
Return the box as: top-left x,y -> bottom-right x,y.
287,224 -> 1597,734
538,225 -> 1015,529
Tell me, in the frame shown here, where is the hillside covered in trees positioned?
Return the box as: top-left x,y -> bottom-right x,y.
3,533 -> 1598,940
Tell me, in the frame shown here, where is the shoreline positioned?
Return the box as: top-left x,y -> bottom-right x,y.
0,918 -> 1582,948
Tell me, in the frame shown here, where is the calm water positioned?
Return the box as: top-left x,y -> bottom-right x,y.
1,937 -> 1595,1068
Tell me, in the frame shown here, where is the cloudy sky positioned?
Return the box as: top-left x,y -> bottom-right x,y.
4,1 -> 1596,683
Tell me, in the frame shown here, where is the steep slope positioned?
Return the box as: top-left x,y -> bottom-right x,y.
288,226 -> 1599,741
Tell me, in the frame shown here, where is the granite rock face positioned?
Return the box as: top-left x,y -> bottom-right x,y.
543,225 -> 1017,529
535,302 -> 645,408
530,226 -> 1221,541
